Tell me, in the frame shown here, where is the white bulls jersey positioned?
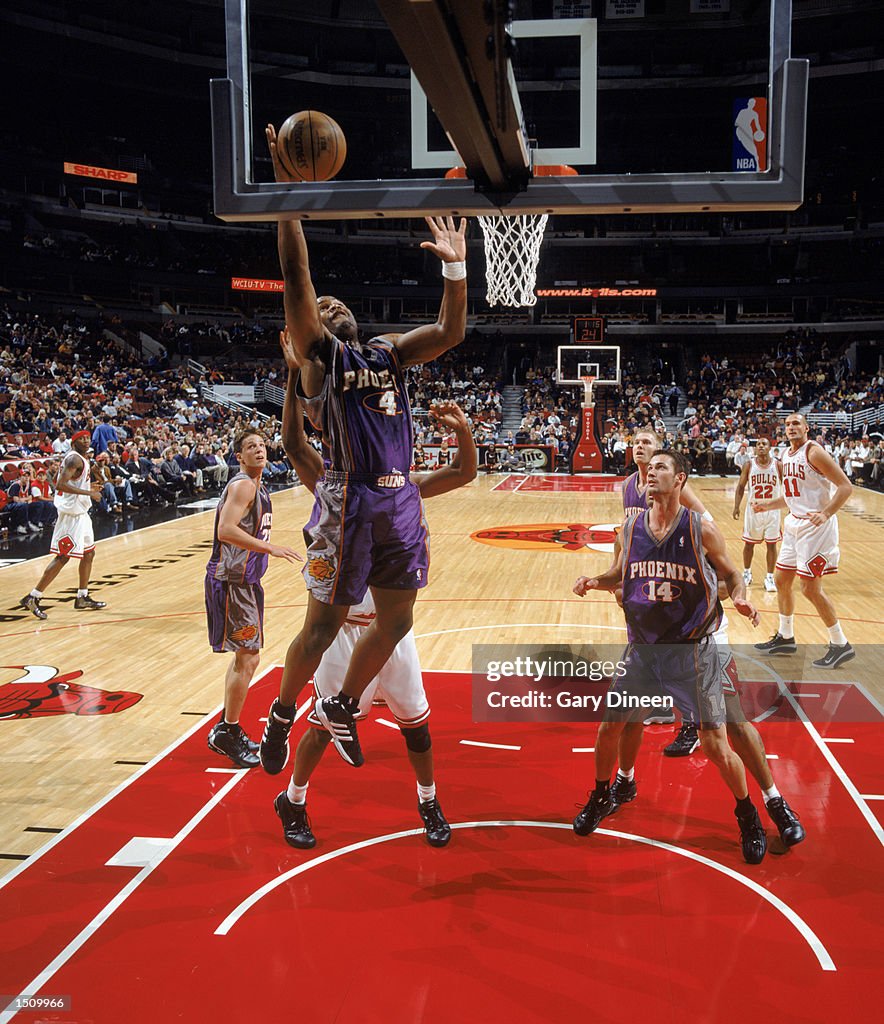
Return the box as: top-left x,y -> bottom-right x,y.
309,589 -> 430,729
345,592 -> 378,627
747,457 -> 781,504
54,452 -> 91,515
781,441 -> 834,517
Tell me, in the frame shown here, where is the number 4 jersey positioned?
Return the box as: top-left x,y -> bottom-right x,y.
298,336 -> 412,475
621,507 -> 722,644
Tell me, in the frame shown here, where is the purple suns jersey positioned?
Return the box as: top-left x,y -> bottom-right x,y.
205,472 -> 273,584
298,336 -> 412,476
622,471 -> 648,518
620,507 -> 722,644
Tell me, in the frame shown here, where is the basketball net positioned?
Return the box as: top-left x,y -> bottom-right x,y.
581,375 -> 597,407
443,165 -> 576,308
478,214 -> 548,308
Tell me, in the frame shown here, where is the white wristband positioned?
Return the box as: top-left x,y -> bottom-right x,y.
701,510 -> 714,522
442,260 -> 466,281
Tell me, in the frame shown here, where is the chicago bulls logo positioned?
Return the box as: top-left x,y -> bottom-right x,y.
0,665 -> 143,719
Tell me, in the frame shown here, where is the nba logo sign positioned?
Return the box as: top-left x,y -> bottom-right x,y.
733,97 -> 767,172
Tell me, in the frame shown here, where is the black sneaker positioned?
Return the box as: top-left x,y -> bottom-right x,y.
754,632 -> 797,655
573,790 -> 616,836
260,699 -> 296,775
207,722 -> 260,769
74,595 -> 106,610
765,797 -> 806,846
274,792 -> 317,849
217,710 -> 259,753
736,805 -> 768,864
314,695 -> 364,767
664,724 -> 699,757
811,642 -> 855,669
611,774 -> 637,805
418,798 -> 452,847
19,594 -> 47,620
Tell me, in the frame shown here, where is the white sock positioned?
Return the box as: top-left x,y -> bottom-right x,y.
827,622 -> 847,646
77,588 -> 88,598
778,614 -> 794,638
417,782 -> 436,803
287,781 -> 308,805
30,589 -> 42,599
223,716 -> 239,727
762,785 -> 780,803
618,767 -> 635,782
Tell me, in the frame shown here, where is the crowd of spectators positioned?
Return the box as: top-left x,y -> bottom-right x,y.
3,304 -> 883,541
0,308 -> 294,536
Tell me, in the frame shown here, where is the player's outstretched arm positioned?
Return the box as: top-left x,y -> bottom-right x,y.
415,402 -> 478,499
807,443 -> 853,524
732,460 -> 750,519
393,217 -> 467,368
701,519 -> 759,626
279,331 -> 324,494
267,124 -> 328,396
217,477 -> 302,565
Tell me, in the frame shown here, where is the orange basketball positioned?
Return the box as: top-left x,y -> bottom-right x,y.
276,110 -> 346,182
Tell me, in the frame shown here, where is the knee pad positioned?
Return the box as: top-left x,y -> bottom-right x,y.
401,722 -> 431,753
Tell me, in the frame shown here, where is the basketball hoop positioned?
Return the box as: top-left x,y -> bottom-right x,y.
581,375 -> 597,406
444,165 -> 577,308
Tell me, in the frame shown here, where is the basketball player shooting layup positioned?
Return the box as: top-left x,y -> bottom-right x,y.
752,413 -> 855,668
203,430 -> 303,769
260,123 -> 467,774
271,337 -> 476,848
20,429 -> 106,620
573,451 -> 771,864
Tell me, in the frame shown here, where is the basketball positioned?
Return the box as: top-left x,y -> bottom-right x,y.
276,110 -> 346,182
754,130 -> 765,141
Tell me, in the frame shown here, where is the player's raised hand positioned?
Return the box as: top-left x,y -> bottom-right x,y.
279,329 -> 300,369
269,544 -> 304,565
733,596 -> 760,627
429,400 -> 468,431
573,576 -> 600,597
421,216 -> 467,263
266,124 -> 296,183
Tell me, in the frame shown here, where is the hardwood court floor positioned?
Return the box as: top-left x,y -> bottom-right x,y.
0,473 -> 882,874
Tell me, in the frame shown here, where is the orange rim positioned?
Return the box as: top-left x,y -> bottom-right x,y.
444,164 -> 577,179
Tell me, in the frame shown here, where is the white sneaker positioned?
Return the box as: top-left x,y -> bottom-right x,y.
764,574 -> 777,592
743,569 -> 752,585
